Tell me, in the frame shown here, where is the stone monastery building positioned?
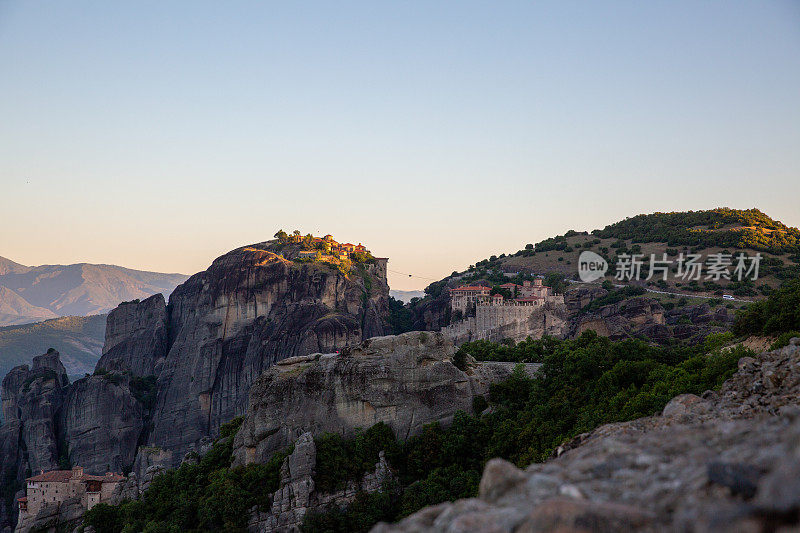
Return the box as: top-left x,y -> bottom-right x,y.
17,467 -> 124,519
449,279 -> 552,313
444,278 -> 563,344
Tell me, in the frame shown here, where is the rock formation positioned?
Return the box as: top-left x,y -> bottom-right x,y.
1,350 -> 68,475
374,339 -> 800,532
58,375 -> 144,473
137,244 -> 390,465
0,241 -> 392,529
572,296 -> 668,340
0,350 -> 145,531
248,432 -> 393,532
566,287 -> 735,345
14,495 -> 85,533
233,331 -> 515,466
97,293 -> 168,377
409,290 -> 451,332
0,350 -> 69,530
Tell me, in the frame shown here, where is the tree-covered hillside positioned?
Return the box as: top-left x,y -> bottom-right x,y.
592,208 -> 800,253
0,315 -> 106,380
409,209 -> 799,318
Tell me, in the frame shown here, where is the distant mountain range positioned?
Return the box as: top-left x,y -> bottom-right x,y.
0,256 -> 189,326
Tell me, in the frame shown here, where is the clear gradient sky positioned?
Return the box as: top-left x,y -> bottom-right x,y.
1,1 -> 798,290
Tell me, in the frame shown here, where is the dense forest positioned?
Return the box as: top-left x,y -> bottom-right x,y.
84,419 -> 289,532
733,279 -> 800,344
534,208 -> 800,255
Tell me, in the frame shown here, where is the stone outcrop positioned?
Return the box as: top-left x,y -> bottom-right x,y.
233,331 -> 513,466
409,290 -> 451,332
1,350 -> 68,475
569,289 -> 733,345
0,350 -> 70,530
111,447 -> 172,504
145,244 -> 390,465
572,296 -> 667,340
248,432 -> 393,533
1,351 -> 144,477
14,496 -> 84,533
97,293 -> 168,377
58,375 -> 144,473
563,284 -> 608,312
0,350 -> 146,530
374,339 -> 800,532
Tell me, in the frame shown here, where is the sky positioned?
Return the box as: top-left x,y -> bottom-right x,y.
1,1 -> 798,290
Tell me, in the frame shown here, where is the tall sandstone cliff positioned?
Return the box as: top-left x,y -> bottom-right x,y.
0,350 -> 142,530
99,243 -> 391,466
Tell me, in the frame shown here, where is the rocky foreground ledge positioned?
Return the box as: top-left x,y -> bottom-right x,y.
374,339 -> 800,533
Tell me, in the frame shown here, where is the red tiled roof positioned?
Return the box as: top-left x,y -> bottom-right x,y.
27,470 -> 124,483
27,471 -> 74,483
499,283 -> 519,288
451,286 -> 491,292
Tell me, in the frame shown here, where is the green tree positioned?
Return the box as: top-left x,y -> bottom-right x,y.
544,272 -> 567,294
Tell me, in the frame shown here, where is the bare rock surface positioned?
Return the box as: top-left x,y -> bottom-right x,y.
232,331 -> 514,466
1,242 -> 392,529
97,293 -> 168,377
146,244 -> 390,465
0,350 -> 68,475
58,375 -> 144,473
14,495 -> 84,533
0,350 -> 70,529
374,340 -> 800,532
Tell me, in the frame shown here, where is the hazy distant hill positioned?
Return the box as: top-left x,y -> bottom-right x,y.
0,256 -> 189,326
390,289 -> 426,303
0,314 -> 106,381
